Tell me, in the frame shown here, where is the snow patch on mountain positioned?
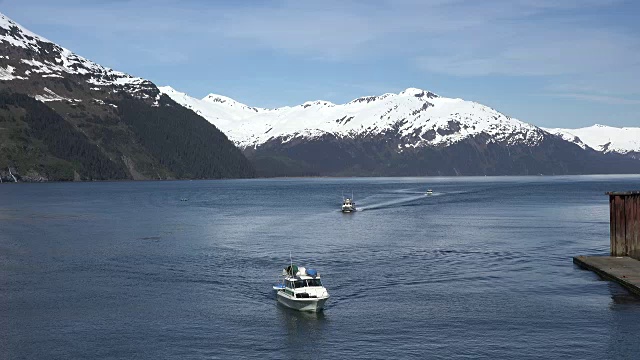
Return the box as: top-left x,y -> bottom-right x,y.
0,64 -> 25,80
34,87 -> 82,103
544,124 -> 640,154
160,86 -> 546,149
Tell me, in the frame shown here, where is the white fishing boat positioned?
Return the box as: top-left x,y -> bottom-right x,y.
273,264 -> 330,312
341,197 -> 356,212
425,189 -> 433,195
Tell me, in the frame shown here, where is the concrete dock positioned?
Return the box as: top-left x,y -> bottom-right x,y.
574,191 -> 640,296
573,256 -> 640,296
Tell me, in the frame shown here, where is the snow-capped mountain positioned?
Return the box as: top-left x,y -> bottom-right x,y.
161,87 -> 640,176
0,13 -> 157,100
0,12 -> 254,181
1,11 -> 638,179
544,125 -> 640,157
160,86 -> 547,150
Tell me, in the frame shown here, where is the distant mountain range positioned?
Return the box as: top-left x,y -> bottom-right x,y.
0,12 -> 638,181
161,86 -> 640,176
0,13 -> 254,182
544,125 -> 640,159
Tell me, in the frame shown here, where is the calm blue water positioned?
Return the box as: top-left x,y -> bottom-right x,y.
2,176 -> 640,359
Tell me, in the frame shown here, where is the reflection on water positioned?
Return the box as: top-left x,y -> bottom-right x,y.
610,292 -> 640,305
277,304 -> 327,322
277,303 -> 328,349
608,283 -> 640,306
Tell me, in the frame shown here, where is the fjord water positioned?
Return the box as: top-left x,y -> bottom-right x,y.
2,176 -> 640,359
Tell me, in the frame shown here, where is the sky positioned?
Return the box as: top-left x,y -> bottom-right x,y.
2,0 -> 640,128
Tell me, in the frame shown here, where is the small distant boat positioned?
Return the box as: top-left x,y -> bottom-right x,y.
342,198 -> 356,212
273,263 -> 330,312
341,192 -> 356,212
180,198 -> 188,201
425,189 -> 433,195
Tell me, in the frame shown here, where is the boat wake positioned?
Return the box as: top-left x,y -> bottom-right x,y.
358,193 -> 440,211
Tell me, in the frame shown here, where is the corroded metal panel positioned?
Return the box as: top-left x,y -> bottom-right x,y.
610,195 -> 616,256
609,193 -> 640,259
615,195 -> 626,256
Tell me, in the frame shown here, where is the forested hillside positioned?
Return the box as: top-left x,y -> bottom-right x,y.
0,92 -> 127,181
0,92 -> 256,182
117,96 -> 255,179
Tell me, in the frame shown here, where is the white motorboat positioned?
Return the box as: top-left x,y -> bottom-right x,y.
273,264 -> 329,312
341,197 -> 356,212
425,189 -> 433,195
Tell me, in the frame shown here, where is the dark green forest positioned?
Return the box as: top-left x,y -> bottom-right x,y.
0,92 -> 128,181
117,95 -> 255,179
0,92 -> 256,182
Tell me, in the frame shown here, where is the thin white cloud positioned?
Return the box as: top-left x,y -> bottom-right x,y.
6,0 -> 636,66
3,0 -> 639,114
414,27 -> 640,77
220,6 -> 378,61
551,93 -> 640,105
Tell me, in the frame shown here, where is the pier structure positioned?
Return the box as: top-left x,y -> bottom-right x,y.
574,191 -> 640,296
607,191 -> 640,259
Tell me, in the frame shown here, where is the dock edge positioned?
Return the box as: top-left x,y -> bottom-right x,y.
573,256 -> 640,296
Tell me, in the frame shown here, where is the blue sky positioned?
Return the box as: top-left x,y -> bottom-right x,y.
2,0 -> 640,128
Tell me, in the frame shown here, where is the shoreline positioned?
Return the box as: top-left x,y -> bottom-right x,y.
1,173 -> 640,185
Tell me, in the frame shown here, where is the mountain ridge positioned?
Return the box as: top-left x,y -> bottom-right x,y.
544,124 -> 640,157
160,87 -> 640,177
161,86 -> 640,157
1,11 -> 637,180
160,86 -> 547,150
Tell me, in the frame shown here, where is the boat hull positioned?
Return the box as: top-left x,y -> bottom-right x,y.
276,291 -> 328,312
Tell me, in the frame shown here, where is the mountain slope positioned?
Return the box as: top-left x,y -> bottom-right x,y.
0,13 -> 255,181
161,87 -> 640,176
544,125 -> 640,159
0,92 -> 127,181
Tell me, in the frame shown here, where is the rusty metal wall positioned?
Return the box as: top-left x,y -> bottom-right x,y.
609,192 -> 640,259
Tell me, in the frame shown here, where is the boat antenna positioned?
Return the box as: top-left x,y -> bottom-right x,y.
289,251 -> 293,276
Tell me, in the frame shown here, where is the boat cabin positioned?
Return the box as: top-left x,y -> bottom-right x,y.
285,277 -> 323,289
274,264 -> 330,310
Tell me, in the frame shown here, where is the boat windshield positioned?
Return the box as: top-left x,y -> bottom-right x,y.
288,279 -> 323,288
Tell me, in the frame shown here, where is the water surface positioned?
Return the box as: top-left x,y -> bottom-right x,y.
2,176 -> 640,359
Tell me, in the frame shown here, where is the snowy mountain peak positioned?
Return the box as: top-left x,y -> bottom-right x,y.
203,93 -> 237,104
301,100 -> 335,108
0,12 -> 50,50
157,85 -> 179,95
400,87 -> 439,99
544,125 -> 640,155
0,12 -> 154,97
202,93 -> 263,113
161,86 -> 546,149
345,88 -> 439,106
157,86 -> 194,104
347,93 -> 393,105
